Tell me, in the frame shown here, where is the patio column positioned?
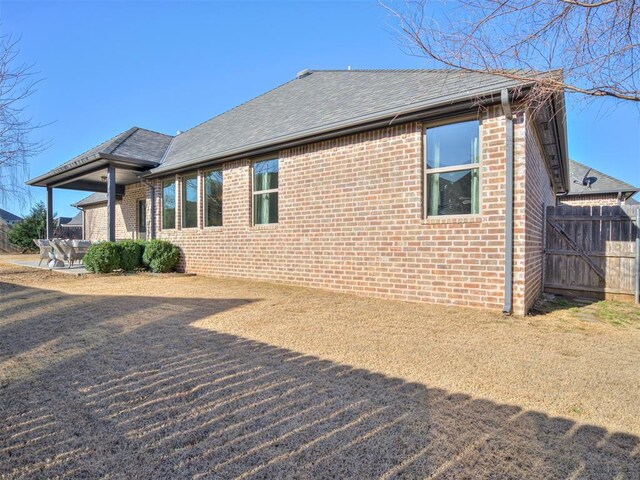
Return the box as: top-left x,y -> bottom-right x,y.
46,186 -> 54,239
107,164 -> 116,242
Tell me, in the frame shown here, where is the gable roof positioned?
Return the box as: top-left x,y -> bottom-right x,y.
568,159 -> 639,197
151,69 -> 541,175
61,211 -> 83,226
73,192 -> 108,208
0,208 -> 22,224
28,69 -> 569,193
27,127 -> 173,186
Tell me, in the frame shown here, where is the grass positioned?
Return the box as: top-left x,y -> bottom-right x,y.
1,255 -> 639,478
596,301 -> 640,327
531,294 -> 640,328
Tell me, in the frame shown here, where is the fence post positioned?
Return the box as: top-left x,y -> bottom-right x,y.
636,209 -> 640,304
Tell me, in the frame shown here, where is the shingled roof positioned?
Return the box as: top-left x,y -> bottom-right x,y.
61,212 -> 83,226
28,127 -> 173,186
0,208 -> 22,224
31,69 -> 568,193
567,159 -> 639,197
152,70 -> 539,174
73,192 -> 108,207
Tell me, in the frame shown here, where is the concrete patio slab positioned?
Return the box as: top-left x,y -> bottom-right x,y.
7,259 -> 89,275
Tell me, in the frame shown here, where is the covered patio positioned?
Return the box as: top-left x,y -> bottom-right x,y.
26,127 -> 172,241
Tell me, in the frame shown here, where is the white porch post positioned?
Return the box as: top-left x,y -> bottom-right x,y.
46,186 -> 54,239
107,164 -> 116,241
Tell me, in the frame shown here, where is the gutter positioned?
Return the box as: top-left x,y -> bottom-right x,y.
501,88 -> 514,315
144,86 -> 533,179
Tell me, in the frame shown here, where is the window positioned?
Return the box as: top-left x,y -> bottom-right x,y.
253,159 -> 278,224
182,174 -> 198,228
425,119 -> 480,216
162,179 -> 176,229
204,169 -> 223,227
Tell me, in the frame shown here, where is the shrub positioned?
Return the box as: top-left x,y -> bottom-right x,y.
84,242 -> 121,273
142,239 -> 180,273
118,240 -> 145,271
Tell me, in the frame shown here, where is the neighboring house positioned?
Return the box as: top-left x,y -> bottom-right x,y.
0,208 -> 23,227
27,69 -> 570,315
57,212 -> 83,239
558,159 -> 639,206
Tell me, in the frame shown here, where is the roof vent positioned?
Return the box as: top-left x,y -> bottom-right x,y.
296,69 -> 312,79
176,130 -> 183,135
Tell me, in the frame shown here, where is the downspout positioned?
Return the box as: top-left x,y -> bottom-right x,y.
140,178 -> 156,239
501,89 -> 514,315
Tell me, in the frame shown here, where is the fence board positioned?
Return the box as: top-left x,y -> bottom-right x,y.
545,205 -> 639,301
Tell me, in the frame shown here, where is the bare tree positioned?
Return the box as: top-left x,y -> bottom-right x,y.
385,0 -> 640,103
0,35 -> 45,206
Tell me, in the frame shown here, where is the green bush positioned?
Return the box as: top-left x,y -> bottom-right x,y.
118,240 -> 145,271
84,242 -> 121,273
142,239 -> 180,273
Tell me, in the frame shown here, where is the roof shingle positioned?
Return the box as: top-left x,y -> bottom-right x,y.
153,70 -> 533,174
29,127 -> 173,185
567,159 -> 638,196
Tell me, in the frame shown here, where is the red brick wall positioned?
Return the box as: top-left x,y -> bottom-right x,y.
82,183 -> 148,241
84,107 -> 554,314
558,193 -> 621,206
516,115 -> 557,313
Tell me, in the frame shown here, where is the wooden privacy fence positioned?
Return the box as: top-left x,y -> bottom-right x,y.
544,205 -> 640,302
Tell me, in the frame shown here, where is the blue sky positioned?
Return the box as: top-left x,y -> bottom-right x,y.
1,0 -> 639,218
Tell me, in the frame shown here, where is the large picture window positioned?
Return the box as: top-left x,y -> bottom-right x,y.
204,169 -> 223,227
253,159 -> 278,225
162,179 -> 176,229
425,120 -> 480,216
182,174 -> 198,228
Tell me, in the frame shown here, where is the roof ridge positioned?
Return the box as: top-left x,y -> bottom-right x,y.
309,68 -> 454,73
132,126 -> 174,138
107,127 -> 140,155
55,128 -> 134,169
161,76 -> 297,161
569,158 -> 638,191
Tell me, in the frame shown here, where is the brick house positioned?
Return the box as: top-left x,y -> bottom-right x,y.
557,159 -> 639,206
27,70 -> 569,315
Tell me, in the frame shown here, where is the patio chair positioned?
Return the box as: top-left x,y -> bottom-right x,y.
33,239 -> 52,267
49,239 -> 69,269
69,240 -> 91,265
51,239 -> 89,268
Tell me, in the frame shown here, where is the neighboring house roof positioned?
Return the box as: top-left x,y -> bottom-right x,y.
0,208 -> 22,224
56,216 -> 73,226
27,127 -> 173,186
73,192 -> 108,207
152,69 -> 546,175
61,211 -> 83,226
567,159 -> 639,198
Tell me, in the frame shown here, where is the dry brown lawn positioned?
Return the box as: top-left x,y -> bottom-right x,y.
1,255 -> 639,479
